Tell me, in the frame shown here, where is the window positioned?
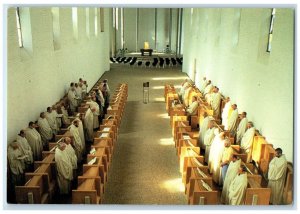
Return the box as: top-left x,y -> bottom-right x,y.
94,8 -> 98,36
16,7 -> 23,47
86,8 -> 90,38
51,7 -> 61,50
100,8 -> 104,32
72,7 -> 78,40
267,8 -> 276,52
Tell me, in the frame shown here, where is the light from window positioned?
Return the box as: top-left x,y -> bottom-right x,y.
100,8 -> 104,32
51,7 -> 61,50
267,8 -> 276,52
120,8 -> 123,48
86,8 -> 90,38
116,8 -> 119,31
72,7 -> 78,40
95,8 -> 98,36
16,7 -> 23,48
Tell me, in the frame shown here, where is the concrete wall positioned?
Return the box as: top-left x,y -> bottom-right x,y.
182,8 -> 294,162
7,7 -> 110,144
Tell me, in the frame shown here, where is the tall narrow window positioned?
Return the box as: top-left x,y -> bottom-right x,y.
267,8 -> 276,52
86,8 -> 90,38
116,8 -> 119,31
51,7 -> 61,50
120,8 -> 124,49
100,8 -> 104,32
16,7 -> 23,47
113,8 -> 115,28
94,8 -> 98,36
72,7 -> 78,40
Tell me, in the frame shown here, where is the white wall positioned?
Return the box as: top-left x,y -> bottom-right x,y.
183,8 -> 294,162
7,7 -> 110,144
113,8 -> 181,53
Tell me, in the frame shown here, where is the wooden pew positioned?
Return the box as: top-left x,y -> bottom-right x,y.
179,145 -> 202,174
177,138 -> 198,156
72,165 -> 103,204
186,169 -> 218,205
283,163 -> 293,205
184,161 -> 209,189
94,130 -> 115,149
87,147 -> 109,175
244,175 -> 271,205
15,153 -> 56,204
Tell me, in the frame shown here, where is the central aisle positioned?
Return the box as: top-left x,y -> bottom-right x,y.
101,65 -> 189,204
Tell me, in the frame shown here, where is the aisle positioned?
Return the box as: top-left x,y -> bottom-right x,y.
101,65 -> 189,204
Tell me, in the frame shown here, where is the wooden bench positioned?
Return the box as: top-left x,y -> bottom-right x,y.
72,165 -> 103,204
186,169 -> 218,205
15,153 -> 56,204
245,175 -> 271,205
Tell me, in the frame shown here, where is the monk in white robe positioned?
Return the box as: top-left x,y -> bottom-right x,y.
240,122 -> 255,163
45,107 -> 59,135
68,87 -> 78,114
69,120 -> 83,163
199,113 -> 214,150
203,80 -> 212,96
183,85 -> 192,107
87,98 -> 100,129
75,83 -> 82,105
227,104 -> 238,132
84,108 -> 94,142
267,148 -> 287,205
186,96 -> 199,116
200,77 -> 208,93
55,143 -> 73,194
211,138 -> 227,185
222,97 -> 231,127
60,104 -> 71,125
16,130 -> 33,170
178,79 -> 188,100
97,88 -> 105,110
76,118 -> 86,154
37,112 -> 53,148
64,137 -> 78,172
228,165 -> 248,205
81,82 -> 87,98
221,155 -> 241,204
24,122 -> 43,160
211,87 -> 222,119
203,121 -> 216,163
220,140 -> 234,184
8,141 -> 26,185
208,131 -> 224,173
236,112 -> 248,144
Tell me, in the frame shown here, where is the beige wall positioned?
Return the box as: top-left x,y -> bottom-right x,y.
183,8 -> 294,162
7,7 -> 110,144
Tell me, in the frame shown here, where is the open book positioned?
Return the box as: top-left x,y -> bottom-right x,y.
90,148 -> 96,155
196,168 -> 207,178
102,127 -> 110,132
201,180 -> 212,191
100,133 -> 109,138
88,157 -> 97,165
182,134 -> 191,140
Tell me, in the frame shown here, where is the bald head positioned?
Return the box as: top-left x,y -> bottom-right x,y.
224,139 -> 231,147
64,137 -> 72,145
